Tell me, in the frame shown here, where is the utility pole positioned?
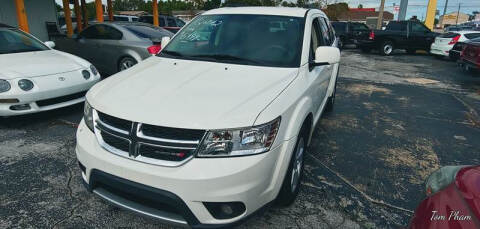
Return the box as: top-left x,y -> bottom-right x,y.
377,0 -> 385,29
455,3 -> 461,25
398,0 -> 408,21
443,0 -> 449,16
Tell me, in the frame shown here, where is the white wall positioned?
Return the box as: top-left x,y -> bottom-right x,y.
0,0 -> 58,41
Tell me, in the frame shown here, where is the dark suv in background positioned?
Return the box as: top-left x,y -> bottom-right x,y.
138,15 -> 186,33
331,21 -> 370,49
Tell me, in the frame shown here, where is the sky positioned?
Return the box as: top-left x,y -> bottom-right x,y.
55,0 -> 480,20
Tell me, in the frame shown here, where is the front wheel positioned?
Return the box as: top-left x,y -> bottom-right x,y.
379,41 -> 394,56
118,57 -> 138,72
276,135 -> 306,206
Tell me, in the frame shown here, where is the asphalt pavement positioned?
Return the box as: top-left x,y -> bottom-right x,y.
1,49 -> 479,228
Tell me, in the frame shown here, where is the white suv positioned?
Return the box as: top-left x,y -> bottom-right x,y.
77,7 -> 340,228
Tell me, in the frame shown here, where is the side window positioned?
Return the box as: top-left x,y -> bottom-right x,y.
411,22 -> 429,32
80,25 -> 100,39
387,22 -> 407,31
324,18 -> 335,44
310,18 -> 323,61
159,17 -> 166,27
99,25 -> 123,40
465,33 -> 480,40
318,17 -> 331,45
167,17 -> 177,27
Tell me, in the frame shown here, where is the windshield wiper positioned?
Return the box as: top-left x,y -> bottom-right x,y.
189,54 -> 264,65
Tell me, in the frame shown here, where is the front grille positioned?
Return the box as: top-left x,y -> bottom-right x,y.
94,111 -> 205,166
98,112 -> 132,132
36,91 -> 86,107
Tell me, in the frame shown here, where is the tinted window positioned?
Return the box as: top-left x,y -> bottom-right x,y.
139,16 -> 153,24
80,25 -> 122,40
167,17 -> 176,27
411,22 -> 430,32
159,17 -> 166,27
0,28 -> 48,54
351,23 -> 369,31
124,25 -> 173,38
387,22 -> 407,31
114,16 -> 129,21
465,33 -> 480,40
161,14 -> 305,68
439,32 -> 460,38
176,18 -> 186,27
332,22 -> 346,32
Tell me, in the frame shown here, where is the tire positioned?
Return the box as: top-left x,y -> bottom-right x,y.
118,57 -> 138,72
360,47 -> 371,53
324,69 -> 338,113
379,40 -> 394,56
338,37 -> 344,50
406,49 -> 416,54
276,133 -> 306,206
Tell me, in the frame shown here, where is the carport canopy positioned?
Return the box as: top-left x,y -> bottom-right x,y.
13,0 -> 161,38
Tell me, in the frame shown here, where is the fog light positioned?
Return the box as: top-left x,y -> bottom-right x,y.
10,104 -> 31,110
82,70 -> 91,79
203,202 -> 246,219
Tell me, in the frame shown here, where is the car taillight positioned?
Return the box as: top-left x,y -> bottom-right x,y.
147,44 -> 162,55
448,35 -> 460,45
369,31 -> 375,40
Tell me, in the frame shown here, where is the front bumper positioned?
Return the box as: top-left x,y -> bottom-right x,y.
0,69 -> 100,116
76,120 -> 296,227
430,43 -> 452,57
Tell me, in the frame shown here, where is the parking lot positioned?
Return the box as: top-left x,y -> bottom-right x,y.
1,49 -> 479,228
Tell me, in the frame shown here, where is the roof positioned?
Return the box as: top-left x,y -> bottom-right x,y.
203,7 -> 313,18
337,10 -> 394,21
0,23 -> 14,28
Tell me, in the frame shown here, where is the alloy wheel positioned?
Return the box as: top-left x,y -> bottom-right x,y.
290,137 -> 304,192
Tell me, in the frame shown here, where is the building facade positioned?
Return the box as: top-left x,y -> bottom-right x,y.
438,12 -> 470,29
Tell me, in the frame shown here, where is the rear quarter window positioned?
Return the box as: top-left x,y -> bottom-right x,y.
386,22 -> 406,31
465,33 -> 480,40
439,32 -> 460,38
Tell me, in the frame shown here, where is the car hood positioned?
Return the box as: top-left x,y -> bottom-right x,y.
0,50 -> 85,79
88,57 -> 299,129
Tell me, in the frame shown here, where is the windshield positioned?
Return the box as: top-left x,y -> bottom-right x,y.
159,14 -> 305,68
0,28 -> 48,54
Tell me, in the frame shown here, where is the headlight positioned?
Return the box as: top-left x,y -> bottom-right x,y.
426,165 -> 467,196
90,65 -> 98,76
18,79 -> 34,91
0,79 -> 11,93
82,70 -> 91,79
197,117 -> 281,157
84,100 -> 94,132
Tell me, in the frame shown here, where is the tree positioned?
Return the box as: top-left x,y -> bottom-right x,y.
55,3 -> 63,12
323,3 -> 349,21
357,4 -> 363,9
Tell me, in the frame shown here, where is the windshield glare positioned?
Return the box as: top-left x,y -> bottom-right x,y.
160,14 -> 305,67
0,29 -> 48,54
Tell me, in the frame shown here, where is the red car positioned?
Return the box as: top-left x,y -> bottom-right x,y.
460,38 -> 480,73
409,166 -> 480,228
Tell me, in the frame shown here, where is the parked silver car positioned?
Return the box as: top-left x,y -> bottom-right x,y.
55,22 -> 173,75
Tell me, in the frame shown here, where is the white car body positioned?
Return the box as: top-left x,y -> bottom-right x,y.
76,7 -> 340,227
430,31 -> 480,57
0,28 -> 100,116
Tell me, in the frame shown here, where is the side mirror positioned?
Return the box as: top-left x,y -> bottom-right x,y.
161,36 -> 171,48
311,46 -> 340,67
44,41 -> 55,48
